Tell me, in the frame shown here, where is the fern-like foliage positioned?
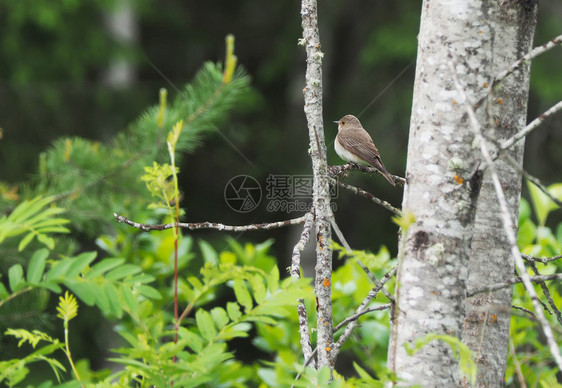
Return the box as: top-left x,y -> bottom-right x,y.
0,195 -> 69,251
108,258 -> 312,386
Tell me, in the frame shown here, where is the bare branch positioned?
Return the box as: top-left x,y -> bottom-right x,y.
522,254 -> 562,264
451,60 -> 562,369
328,163 -> 406,186
500,100 -> 562,151
528,262 -> 562,326
334,304 -> 391,332
290,212 -> 316,368
113,213 -> 308,232
332,266 -> 397,355
291,212 -> 314,278
492,34 -> 562,88
501,154 -> 562,207
467,273 -> 562,297
329,177 -> 401,216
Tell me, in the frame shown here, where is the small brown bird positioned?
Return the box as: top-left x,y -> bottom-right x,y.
334,114 -> 395,186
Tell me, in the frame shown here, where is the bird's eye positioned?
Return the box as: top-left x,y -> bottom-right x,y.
341,121 -> 345,125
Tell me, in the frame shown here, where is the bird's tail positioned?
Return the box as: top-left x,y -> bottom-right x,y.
381,169 -> 396,186
373,160 -> 396,186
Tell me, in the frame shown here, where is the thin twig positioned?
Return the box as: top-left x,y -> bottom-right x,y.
291,212 -> 315,278
528,262 -> 562,326
512,305 -> 536,318
500,100 -> 562,151
501,154 -> 562,207
334,304 -> 391,332
522,254 -> 562,264
332,267 -> 397,355
492,35 -> 562,89
329,178 -> 401,216
466,258 -> 562,298
114,213 -> 308,232
290,211 -> 316,368
450,60 -> 562,369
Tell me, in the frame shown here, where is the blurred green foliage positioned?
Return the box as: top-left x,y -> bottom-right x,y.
0,1 -> 560,386
508,182 -> 562,386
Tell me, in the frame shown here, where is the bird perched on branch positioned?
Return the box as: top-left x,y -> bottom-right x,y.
334,114 -> 396,186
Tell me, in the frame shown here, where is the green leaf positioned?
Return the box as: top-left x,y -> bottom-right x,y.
93,284 -> 111,314
27,248 -> 49,284
518,198 -> 531,223
120,283 -> 137,314
226,302 -> 242,321
233,279 -> 253,312
196,309 -> 217,341
38,281 -> 62,293
126,273 -> 155,284
353,362 -> 375,380
249,274 -> 267,304
105,282 -> 123,318
45,259 -> 73,281
85,258 -> 125,279
9,264 -> 25,292
178,328 -> 203,353
210,307 -> 229,329
527,181 -> 560,226
517,219 -> 537,248
65,251 -> 97,278
199,240 -> 218,264
105,264 -> 141,281
36,233 -> 55,250
64,279 -> 96,306
18,232 -> 36,251
0,282 -> 8,299
8,197 -> 52,223
317,366 -> 333,385
56,291 -> 78,321
267,265 -> 279,293
137,285 -> 162,300
187,276 -> 204,291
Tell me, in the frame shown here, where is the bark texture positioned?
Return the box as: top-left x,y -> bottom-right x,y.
301,0 -> 335,368
387,0 -> 517,385
462,2 -> 537,386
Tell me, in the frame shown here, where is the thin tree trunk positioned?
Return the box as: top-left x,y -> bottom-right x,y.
301,0 -> 335,369
388,0 -> 503,385
462,2 -> 537,386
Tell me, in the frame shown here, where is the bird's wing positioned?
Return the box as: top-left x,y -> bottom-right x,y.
337,129 -> 382,166
338,129 -> 396,186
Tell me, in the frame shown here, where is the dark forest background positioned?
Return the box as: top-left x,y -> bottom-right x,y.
2,1 -> 560,258
0,0 -> 560,377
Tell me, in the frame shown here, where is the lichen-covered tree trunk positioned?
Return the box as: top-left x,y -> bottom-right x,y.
387,0 -> 535,385
462,3 -> 537,386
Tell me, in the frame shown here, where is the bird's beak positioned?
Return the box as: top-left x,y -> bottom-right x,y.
333,120 -> 339,124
